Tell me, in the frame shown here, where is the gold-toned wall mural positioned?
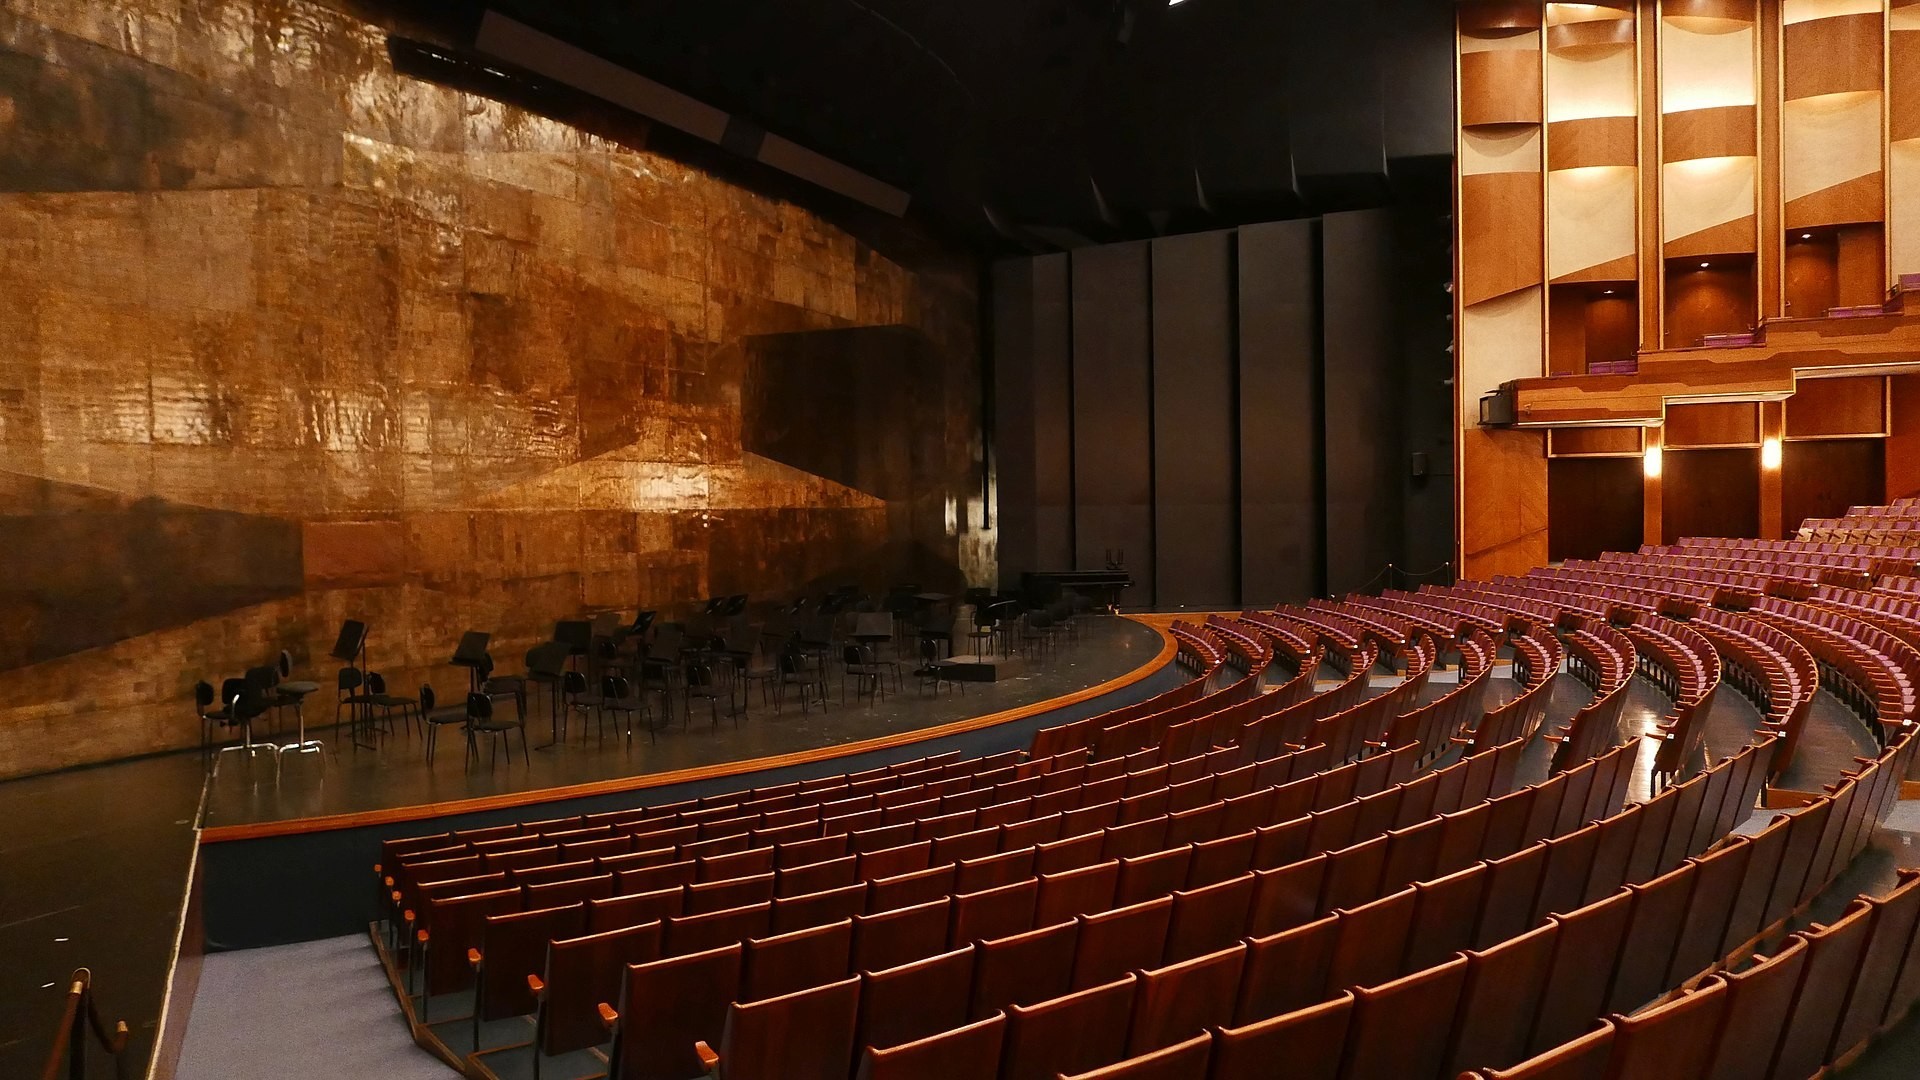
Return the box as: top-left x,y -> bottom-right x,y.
0,0 -> 985,777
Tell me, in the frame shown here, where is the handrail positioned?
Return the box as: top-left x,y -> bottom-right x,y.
39,968 -> 131,1080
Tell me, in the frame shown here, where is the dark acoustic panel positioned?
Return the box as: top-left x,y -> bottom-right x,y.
1548,458 -> 1644,562
1238,220 -> 1323,605
1287,0 -> 1388,185
1071,242 -> 1155,604
1032,254 -> 1076,572
1782,439 -> 1885,534
1663,448 -> 1761,543
1322,210 -> 1401,598
991,258 -> 1039,590
1151,230 -> 1239,609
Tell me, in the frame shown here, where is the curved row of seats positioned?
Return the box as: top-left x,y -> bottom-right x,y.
700,734 -> 1770,1079
1463,720 -> 1920,1080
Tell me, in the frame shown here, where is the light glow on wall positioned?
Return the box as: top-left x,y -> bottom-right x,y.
1762,437 -> 1783,469
1644,445 -> 1664,478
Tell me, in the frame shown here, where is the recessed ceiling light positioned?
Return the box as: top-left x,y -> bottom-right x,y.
1801,233 -> 1812,240
1700,261 -> 1710,268
1603,289 -> 1614,295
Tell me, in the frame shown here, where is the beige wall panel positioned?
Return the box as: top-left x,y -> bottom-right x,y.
1782,91 -> 1884,204
1890,141 -> 1920,275
1463,50 -> 1546,126
1549,116 -> 1640,169
1550,165 -> 1639,278
1663,104 -> 1759,160
1462,286 -> 1546,415
1547,41 -> 1639,121
1784,13 -> 1886,99
1462,172 -> 1547,305
1464,126 -> 1546,175
1661,19 -> 1757,113
1461,28 -> 1544,52
1556,252 -> 1641,282
1663,155 -> 1759,242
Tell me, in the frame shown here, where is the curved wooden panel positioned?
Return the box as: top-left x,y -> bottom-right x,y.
1462,173 -> 1545,306
1664,0 -> 1758,20
1663,106 -> 1757,162
1665,214 -> 1758,259
1893,33 -> 1920,142
1785,13 -> 1885,100
1460,1 -> 1544,33
1549,117 -> 1637,169
1892,142 -> 1920,277
1465,127 -> 1544,176
1461,428 -> 1549,581
1548,18 -> 1636,51
1463,50 -> 1544,127
1786,171 -> 1886,230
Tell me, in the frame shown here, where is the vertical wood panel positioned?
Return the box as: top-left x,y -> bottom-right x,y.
1071,243 -> 1155,603
1782,439 -> 1885,532
1238,220 -> 1324,604
1759,401 -> 1785,540
1662,447 -> 1761,542
1323,210 -> 1402,597
991,259 -> 1037,590
1151,231 -> 1239,609
1550,457 -> 1646,561
1032,254 -> 1076,571
1887,373 -> 1920,499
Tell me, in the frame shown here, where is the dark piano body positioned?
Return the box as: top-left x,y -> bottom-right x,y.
1020,570 -> 1134,611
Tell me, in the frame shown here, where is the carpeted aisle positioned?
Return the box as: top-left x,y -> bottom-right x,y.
177,934 -> 451,1080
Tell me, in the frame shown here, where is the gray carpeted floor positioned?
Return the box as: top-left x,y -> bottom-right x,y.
177,935 -> 452,1080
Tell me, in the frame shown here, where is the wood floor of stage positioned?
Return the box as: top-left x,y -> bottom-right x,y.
199,615 -> 1175,838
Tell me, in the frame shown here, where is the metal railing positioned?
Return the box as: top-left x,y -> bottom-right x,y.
39,969 -> 130,1080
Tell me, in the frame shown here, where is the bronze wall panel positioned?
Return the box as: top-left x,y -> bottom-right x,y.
0,0 -> 981,776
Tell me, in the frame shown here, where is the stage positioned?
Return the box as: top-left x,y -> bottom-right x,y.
200,615 -> 1174,835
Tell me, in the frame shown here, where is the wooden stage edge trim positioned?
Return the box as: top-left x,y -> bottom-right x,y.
198,615 -> 1184,844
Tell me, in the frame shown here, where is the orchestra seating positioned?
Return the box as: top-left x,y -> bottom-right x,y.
361,506 -> 1920,1080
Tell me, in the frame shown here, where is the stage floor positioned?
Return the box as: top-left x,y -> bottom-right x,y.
201,615 -> 1170,831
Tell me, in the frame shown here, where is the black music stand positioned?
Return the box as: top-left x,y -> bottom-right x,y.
451,631 -> 492,692
328,620 -> 373,749
554,619 -> 592,669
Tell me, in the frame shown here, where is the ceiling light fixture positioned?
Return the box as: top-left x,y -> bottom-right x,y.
1801,233 -> 1813,240
1700,261 -> 1711,268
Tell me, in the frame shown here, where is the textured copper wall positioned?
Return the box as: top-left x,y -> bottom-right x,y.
0,0 -> 985,777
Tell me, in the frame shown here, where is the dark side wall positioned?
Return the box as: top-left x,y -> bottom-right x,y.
991,204 -> 1453,610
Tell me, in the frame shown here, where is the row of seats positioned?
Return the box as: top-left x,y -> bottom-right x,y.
403,738 -> 1341,1000
700,737 -> 1766,1080
1470,723 -> 1920,1080
512,736 -> 1513,1068
1457,579 -> 1721,777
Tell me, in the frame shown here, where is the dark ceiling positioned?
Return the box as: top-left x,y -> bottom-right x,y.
367,0 -> 1456,253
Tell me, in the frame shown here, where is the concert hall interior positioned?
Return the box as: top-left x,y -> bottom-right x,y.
11,2 -> 1920,1079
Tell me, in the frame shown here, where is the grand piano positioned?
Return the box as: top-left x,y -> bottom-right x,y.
1020,570 -> 1135,612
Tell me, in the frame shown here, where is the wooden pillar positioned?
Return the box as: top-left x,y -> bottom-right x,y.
1759,400 -> 1785,539
1637,0 -> 1663,351
1643,425 -> 1664,547
1758,0 -> 1783,320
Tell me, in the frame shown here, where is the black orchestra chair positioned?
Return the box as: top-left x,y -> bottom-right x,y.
466,691 -> 528,768
196,680 -> 237,762
272,649 -> 322,753
562,670 -> 607,744
420,685 -> 470,765
842,643 -> 886,706
601,676 -> 653,744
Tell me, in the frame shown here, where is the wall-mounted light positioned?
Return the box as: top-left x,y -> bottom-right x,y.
1699,261 -> 1711,269
1761,437 -> 1782,470
1602,289 -> 1614,295
1644,445 -> 1663,478
1801,233 -> 1813,240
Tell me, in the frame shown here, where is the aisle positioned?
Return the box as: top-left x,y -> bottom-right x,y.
177,934 -> 451,1080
